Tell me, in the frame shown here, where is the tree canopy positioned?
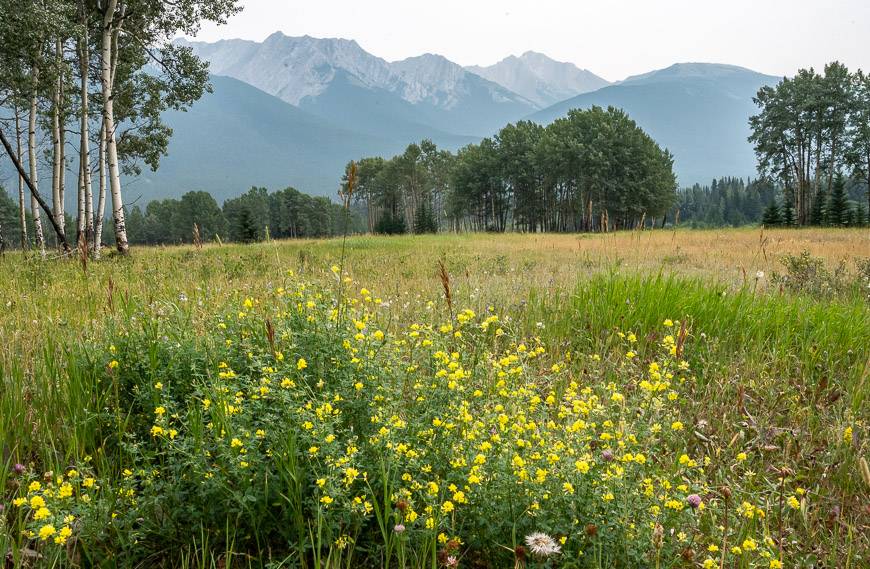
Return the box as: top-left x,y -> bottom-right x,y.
749,62 -> 870,226
346,106 -> 678,234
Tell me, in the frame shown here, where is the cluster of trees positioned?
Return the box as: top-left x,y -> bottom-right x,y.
0,0 -> 241,256
123,187 -> 360,245
761,172 -> 868,227
345,107 -> 678,234
1,184 -> 362,249
750,62 -> 870,226
674,177 -> 778,227
674,175 -> 867,228
342,139 -> 454,235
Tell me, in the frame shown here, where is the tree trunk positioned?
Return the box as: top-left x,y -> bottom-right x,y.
93,120 -> 107,258
52,39 -> 65,241
79,28 -> 93,246
28,69 -> 46,258
77,160 -> 86,244
101,0 -> 129,254
14,107 -> 28,249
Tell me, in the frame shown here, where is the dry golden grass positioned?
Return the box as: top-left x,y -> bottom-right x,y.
2,228 -> 867,352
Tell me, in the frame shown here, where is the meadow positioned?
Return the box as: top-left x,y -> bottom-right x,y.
1,227 -> 868,568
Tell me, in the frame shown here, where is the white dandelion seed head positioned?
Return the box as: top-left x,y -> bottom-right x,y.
524,532 -> 561,557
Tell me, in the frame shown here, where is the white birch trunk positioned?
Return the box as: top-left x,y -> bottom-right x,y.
14,107 -> 29,249
28,67 -> 46,258
93,120 -> 107,258
51,85 -> 62,234
79,28 -> 94,246
100,0 -> 129,253
77,158 -> 86,243
51,38 -> 66,240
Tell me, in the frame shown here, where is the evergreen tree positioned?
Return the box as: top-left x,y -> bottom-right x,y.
375,212 -> 407,235
413,201 -> 438,234
781,201 -> 796,226
236,208 -> 259,243
827,173 -> 851,226
761,202 -> 782,226
809,190 -> 827,225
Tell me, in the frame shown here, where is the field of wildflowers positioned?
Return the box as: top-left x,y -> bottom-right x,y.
1,229 -> 868,568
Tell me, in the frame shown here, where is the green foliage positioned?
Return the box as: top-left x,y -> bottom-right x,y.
374,211 -> 407,235
761,201 -> 782,226
350,108 -> 677,234
781,199 -> 797,226
809,189 -> 827,225
454,108 -> 677,231
0,188 -> 16,248
126,191 -> 227,245
676,177 -> 774,227
126,186 -> 362,246
750,62 -> 870,225
413,200 -> 438,234
827,172 -> 852,226
344,140 -> 453,235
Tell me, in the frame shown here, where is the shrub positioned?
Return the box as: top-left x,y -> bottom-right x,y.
771,251 -> 869,300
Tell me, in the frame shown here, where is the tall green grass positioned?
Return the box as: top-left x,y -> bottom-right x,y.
533,273 -> 868,409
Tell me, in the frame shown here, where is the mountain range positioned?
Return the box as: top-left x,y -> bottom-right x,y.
2,33 -> 783,204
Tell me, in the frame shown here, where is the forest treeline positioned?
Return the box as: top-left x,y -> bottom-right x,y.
675,175 -> 868,228
0,186 -> 361,247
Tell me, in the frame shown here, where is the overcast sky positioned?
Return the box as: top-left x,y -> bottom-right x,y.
185,0 -> 870,81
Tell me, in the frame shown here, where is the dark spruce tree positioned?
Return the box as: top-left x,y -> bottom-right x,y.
781,199 -> 797,227
761,202 -> 782,226
809,190 -> 827,226
414,201 -> 438,234
375,212 -> 407,235
826,173 -> 851,226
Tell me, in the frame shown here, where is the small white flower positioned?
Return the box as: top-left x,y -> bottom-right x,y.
525,532 -> 561,557
755,271 -> 764,280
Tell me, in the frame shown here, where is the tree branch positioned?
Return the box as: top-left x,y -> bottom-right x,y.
0,128 -> 70,253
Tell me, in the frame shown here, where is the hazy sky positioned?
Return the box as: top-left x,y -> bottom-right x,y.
185,0 -> 870,81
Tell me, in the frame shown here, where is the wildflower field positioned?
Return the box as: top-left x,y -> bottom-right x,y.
1,228 -> 869,568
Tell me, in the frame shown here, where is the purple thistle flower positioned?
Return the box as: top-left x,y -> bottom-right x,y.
13,463 -> 25,475
394,524 -> 406,533
687,494 -> 702,509
602,449 -> 614,462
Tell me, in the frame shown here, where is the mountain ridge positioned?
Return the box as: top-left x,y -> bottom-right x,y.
467,51 -> 610,108
177,33 -> 537,136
